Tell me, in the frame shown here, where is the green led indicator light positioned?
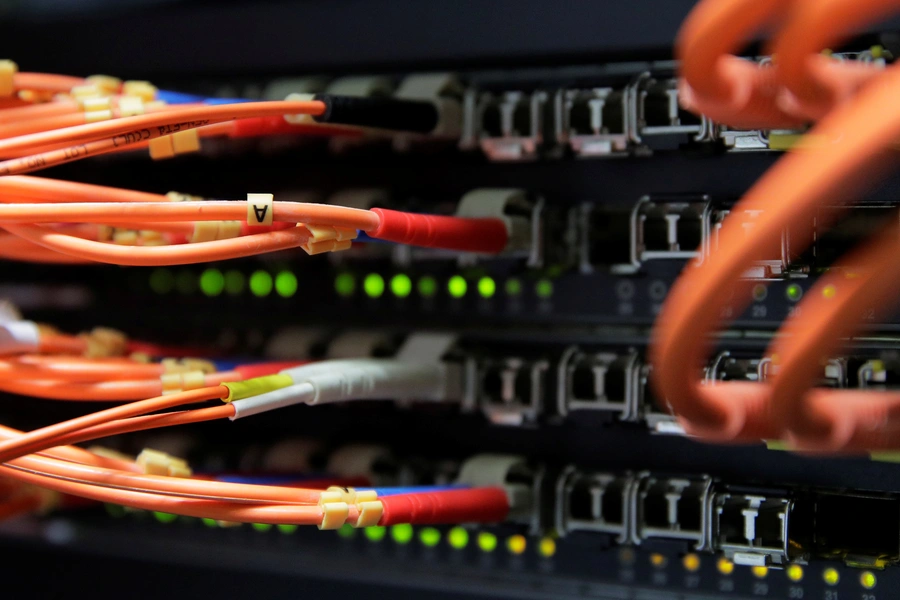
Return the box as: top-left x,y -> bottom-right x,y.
365,526 -> 387,542
418,276 -> 438,298
390,274 -> 413,298
175,270 -> 197,295
448,526 -> 469,549
153,511 -> 178,524
363,273 -> 385,298
335,273 -> 356,297
199,268 -> 225,297
448,276 -> 467,299
505,278 -> 522,296
104,503 -> 126,518
786,283 -> 803,302
391,523 -> 414,544
338,524 -> 356,539
477,277 -> 496,299
149,269 -> 174,294
477,531 -> 498,552
275,271 -> 298,298
249,270 -> 273,297
252,523 -> 273,532
536,278 -> 554,299
201,518 -> 218,528
277,524 -> 298,534
419,527 -> 441,547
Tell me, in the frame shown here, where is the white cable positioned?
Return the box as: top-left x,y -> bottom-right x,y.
230,359 -> 460,419
0,320 -> 39,355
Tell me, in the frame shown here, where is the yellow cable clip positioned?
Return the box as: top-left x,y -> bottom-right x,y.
221,374 -> 294,403
136,448 -> 192,478
0,60 -> 18,97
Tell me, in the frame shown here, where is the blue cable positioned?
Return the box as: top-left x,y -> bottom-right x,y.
366,485 -> 469,497
156,89 -> 251,105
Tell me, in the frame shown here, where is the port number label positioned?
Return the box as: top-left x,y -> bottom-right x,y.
751,305 -> 767,319
861,595 -> 876,600
718,579 -> 734,593
684,575 -> 700,589
753,582 -> 768,595
789,586 -> 804,599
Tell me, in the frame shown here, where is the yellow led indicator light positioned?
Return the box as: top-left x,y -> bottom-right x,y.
365,526 -> 387,542
390,274 -> 412,298
477,531 -> 498,553
752,566 -> 769,579
249,270 -> 273,297
650,553 -> 667,568
275,271 -> 298,298
251,522 -> 273,532
618,547 -> 636,565
337,524 -> 356,539
448,275 -> 467,299
199,268 -> 225,297
363,273 -> 385,298
477,277 -> 496,299
682,554 -> 701,573
335,273 -> 355,297
786,564 -> 804,582
391,523 -> 414,545
786,283 -> 803,302
535,278 -> 554,299
538,537 -> 556,558
419,527 -> 441,547
175,270 -> 196,295
506,534 -> 527,555
153,511 -> 178,524
149,269 -> 175,294
448,526 -> 469,549
417,275 -> 437,298
276,524 -> 297,535
716,557 -> 735,576
822,568 -> 840,586
860,571 -> 877,590
224,270 -> 245,295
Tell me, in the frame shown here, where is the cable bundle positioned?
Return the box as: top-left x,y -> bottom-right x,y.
652,0 -> 900,452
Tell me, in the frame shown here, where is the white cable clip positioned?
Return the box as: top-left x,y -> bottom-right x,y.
247,193 -> 274,226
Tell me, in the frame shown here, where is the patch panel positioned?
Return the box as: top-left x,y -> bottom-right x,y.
556,346 -> 642,421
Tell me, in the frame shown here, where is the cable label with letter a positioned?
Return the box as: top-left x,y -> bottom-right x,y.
246,193 -> 274,226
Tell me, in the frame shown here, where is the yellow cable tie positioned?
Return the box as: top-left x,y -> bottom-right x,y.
86,74 -> 122,94
136,448 -> 192,478
222,373 -> 294,403
149,136 -> 176,160
70,84 -> 101,100
302,237 -> 354,255
353,500 -> 384,528
172,129 -> 200,155
190,221 -> 219,243
215,221 -> 242,240
80,96 -> 111,112
122,80 -> 157,102
0,60 -> 18,97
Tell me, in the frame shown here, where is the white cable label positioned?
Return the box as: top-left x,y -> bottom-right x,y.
247,193 -> 274,226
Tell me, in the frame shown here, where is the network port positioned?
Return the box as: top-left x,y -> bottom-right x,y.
812,493 -> 900,567
466,89 -> 548,161
612,196 -> 711,274
632,73 -> 707,150
634,475 -> 712,548
557,346 -> 641,421
556,467 -> 634,542
477,357 -> 548,426
713,491 -> 798,566
555,87 -> 629,157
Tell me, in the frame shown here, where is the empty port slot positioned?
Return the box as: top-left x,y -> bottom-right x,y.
568,354 -> 630,404
571,366 -> 598,399
642,210 -> 671,251
718,499 -> 751,546
602,93 -> 625,134
679,487 -> 704,532
482,103 -> 503,137
815,207 -> 898,268
643,486 -> 671,529
643,88 -> 675,127
677,207 -> 703,250
814,495 -> 900,561
589,208 -> 632,265
568,476 -> 627,526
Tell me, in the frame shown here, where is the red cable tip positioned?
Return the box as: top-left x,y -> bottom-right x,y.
368,208 -> 508,254
378,487 -> 510,526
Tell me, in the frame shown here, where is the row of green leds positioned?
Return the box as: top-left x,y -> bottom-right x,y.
342,524 -> 556,557
336,273 -> 554,300
148,269 -> 554,301
149,268 -> 299,298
